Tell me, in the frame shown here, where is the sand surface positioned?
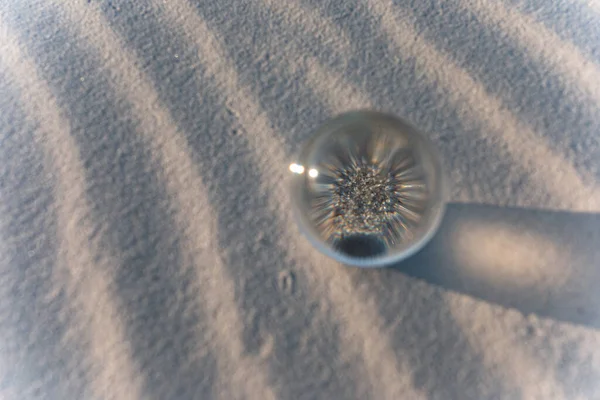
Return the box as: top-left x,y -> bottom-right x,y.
0,0 -> 599,398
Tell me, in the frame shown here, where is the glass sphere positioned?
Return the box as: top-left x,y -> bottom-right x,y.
289,111 -> 446,267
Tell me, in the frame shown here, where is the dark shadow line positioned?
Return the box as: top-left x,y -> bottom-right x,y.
501,0 -> 600,64
4,5 -> 219,399
393,203 -> 600,328
0,81 -> 81,399
346,265 -> 521,399
95,1 -> 365,398
393,0 -> 600,180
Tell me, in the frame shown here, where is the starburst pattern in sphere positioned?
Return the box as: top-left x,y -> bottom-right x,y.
290,111 -> 446,268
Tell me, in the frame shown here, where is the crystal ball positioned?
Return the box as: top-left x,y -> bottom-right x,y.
289,111 -> 446,267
